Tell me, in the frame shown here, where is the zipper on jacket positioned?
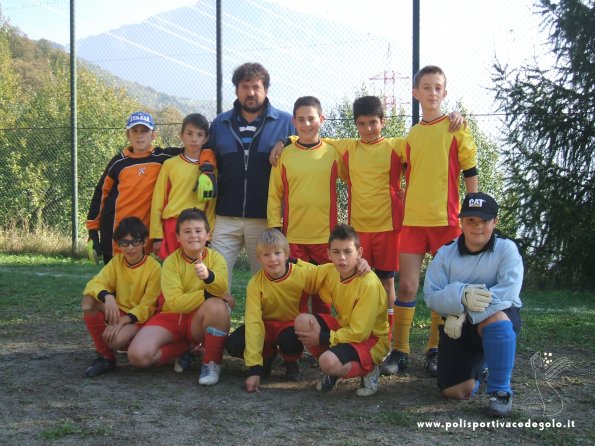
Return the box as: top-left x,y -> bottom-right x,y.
241,119 -> 266,217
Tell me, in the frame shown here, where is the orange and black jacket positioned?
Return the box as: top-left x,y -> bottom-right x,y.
86,145 -> 182,260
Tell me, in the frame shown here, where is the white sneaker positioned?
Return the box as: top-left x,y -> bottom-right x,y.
198,361 -> 221,385
356,365 -> 380,397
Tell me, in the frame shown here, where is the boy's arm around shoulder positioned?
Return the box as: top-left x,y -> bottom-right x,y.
127,258 -> 161,324
300,261 -> 333,304
320,137 -> 356,157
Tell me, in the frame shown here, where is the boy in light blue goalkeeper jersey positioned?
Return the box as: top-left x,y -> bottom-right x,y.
423,192 -> 523,417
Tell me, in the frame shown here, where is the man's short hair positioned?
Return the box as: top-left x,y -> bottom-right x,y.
353,96 -> 384,121
293,96 -> 323,117
113,216 -> 148,241
413,65 -> 447,88
176,208 -> 210,234
329,224 -> 360,249
232,62 -> 270,89
257,229 -> 289,257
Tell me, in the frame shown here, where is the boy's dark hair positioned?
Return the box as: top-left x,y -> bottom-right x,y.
293,96 -> 322,117
329,224 -> 360,249
353,96 -> 384,121
176,208 -> 210,234
413,65 -> 447,88
232,62 -> 270,89
113,216 -> 148,241
181,113 -> 209,134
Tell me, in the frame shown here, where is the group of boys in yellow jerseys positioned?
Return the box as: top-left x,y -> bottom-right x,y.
82,65 -> 520,415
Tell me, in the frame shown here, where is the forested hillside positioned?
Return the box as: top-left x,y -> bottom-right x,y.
0,17 -> 186,236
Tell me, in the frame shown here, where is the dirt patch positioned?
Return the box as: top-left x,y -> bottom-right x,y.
1,320 -> 592,445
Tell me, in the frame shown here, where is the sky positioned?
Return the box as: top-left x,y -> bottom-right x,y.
1,0 -> 550,123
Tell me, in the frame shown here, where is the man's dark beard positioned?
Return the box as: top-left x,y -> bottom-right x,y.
241,101 -> 264,114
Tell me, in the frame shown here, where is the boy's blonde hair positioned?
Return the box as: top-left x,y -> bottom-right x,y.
256,229 -> 290,257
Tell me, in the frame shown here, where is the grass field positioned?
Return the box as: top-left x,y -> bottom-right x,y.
1,253 -> 593,445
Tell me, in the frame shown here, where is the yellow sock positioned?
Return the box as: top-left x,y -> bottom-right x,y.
426,310 -> 443,351
394,302 -> 416,354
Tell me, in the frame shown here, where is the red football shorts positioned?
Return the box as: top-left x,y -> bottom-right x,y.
263,319 -> 301,361
144,312 -> 194,343
158,217 -> 180,260
400,225 -> 461,256
358,230 -> 400,272
289,243 -> 329,265
308,314 -> 377,374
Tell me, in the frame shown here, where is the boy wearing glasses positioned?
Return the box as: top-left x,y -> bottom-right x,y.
81,217 -> 162,377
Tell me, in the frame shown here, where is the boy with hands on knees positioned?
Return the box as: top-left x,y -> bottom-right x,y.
82,217 -> 161,377
424,192 -> 523,417
127,208 -> 231,385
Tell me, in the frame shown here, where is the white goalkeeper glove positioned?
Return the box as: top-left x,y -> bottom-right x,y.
444,313 -> 466,339
462,284 -> 492,312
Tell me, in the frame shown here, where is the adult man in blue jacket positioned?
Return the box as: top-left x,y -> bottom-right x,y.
209,63 -> 295,287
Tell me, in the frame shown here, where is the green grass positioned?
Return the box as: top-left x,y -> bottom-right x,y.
1,253 -> 594,356
38,422 -> 112,441
39,423 -> 83,440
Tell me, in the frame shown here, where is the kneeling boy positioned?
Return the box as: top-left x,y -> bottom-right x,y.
294,224 -> 389,397
227,229 -> 319,392
127,208 -> 231,385
423,192 -> 523,416
81,217 -> 161,377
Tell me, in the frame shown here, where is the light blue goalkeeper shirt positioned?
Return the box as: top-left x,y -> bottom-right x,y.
424,233 -> 523,325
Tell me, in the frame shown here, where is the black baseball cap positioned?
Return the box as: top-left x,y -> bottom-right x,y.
459,192 -> 498,220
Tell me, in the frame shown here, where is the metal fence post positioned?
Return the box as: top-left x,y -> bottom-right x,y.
70,0 -> 78,255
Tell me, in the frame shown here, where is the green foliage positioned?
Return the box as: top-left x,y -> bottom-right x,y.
492,0 -> 595,288
0,18 -> 143,237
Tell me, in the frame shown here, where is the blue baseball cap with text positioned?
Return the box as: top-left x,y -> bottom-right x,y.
126,111 -> 155,130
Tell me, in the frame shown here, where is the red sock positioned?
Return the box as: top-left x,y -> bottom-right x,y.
203,332 -> 227,364
343,361 -> 366,378
158,341 -> 190,367
83,312 -> 115,360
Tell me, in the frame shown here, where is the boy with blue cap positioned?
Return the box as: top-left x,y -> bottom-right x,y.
87,111 -> 181,263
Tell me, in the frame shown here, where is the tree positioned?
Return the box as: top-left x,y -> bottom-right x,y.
492,0 -> 594,287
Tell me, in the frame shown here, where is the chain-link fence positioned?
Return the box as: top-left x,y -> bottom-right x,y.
0,0 -> 545,251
